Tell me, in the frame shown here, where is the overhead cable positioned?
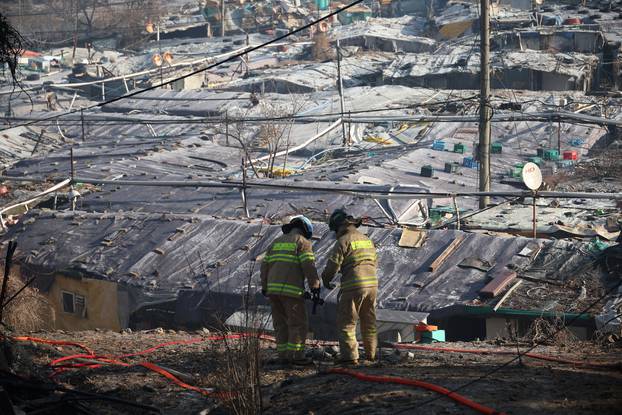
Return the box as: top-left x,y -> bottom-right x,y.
4,109 -> 621,127
0,175 -> 618,201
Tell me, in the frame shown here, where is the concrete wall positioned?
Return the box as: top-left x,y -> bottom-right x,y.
338,36 -> 435,53
172,73 -> 205,91
485,317 -> 516,339
47,274 -> 122,331
390,67 -> 582,91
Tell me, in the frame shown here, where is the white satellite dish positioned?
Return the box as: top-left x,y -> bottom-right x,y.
522,162 -> 543,191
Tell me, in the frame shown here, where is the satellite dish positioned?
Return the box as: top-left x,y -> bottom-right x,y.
152,54 -> 162,66
522,162 -> 543,191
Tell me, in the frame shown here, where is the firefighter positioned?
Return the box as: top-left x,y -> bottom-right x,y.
260,215 -> 320,365
321,209 -> 378,365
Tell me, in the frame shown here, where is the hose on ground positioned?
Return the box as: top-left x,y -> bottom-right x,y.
8,333 -> 621,402
392,343 -> 621,369
328,368 -> 507,415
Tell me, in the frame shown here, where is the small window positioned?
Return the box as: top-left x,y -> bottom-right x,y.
62,291 -> 75,313
61,291 -> 87,318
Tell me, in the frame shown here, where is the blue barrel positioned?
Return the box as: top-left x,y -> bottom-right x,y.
316,0 -> 330,10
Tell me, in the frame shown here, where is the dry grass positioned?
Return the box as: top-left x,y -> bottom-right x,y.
522,317 -> 579,348
211,328 -> 264,415
2,274 -> 51,332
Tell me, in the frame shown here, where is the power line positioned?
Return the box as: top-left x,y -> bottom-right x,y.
0,0 -> 367,133
1,95 -> 480,125
3,109 -> 619,128
0,175 -> 619,201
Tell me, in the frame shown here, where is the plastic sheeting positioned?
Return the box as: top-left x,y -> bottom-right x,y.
10,211 -> 535,323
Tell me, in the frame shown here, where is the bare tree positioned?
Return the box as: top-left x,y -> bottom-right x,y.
0,12 -> 24,84
222,94 -> 308,178
0,12 -> 33,116
20,1 -> 164,47
46,0 -> 108,40
222,106 -> 263,178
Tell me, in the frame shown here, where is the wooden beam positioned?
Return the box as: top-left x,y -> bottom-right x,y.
493,280 -> 523,311
428,236 -> 465,272
480,269 -> 518,298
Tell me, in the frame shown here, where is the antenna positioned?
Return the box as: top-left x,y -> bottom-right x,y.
522,162 -> 542,239
521,162 -> 543,191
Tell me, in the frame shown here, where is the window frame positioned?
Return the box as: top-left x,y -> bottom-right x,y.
60,290 -> 87,318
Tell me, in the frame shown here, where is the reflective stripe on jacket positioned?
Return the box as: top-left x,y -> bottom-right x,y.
260,229 -> 320,298
321,225 -> 378,292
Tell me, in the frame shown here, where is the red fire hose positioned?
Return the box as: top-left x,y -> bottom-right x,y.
328,368 -> 507,415
9,333 -> 620,404
12,335 -> 95,355
392,343 -> 621,369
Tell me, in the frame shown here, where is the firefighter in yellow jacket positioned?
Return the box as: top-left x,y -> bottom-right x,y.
321,209 -> 378,365
260,215 -> 320,365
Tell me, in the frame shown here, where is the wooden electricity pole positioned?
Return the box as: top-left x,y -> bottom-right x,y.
220,0 -> 226,37
336,39 -> 348,146
72,0 -> 79,65
478,0 -> 491,208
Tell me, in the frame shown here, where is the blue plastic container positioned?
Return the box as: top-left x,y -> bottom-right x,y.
432,140 -> 445,151
463,157 -> 479,169
420,330 -> 446,343
316,0 -> 329,10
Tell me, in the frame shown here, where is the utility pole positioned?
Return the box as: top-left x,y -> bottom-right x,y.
81,109 -> 86,142
18,0 -> 23,32
157,21 -> 163,86
557,119 -> 561,154
72,0 -> 79,66
478,0 -> 491,209
220,0 -> 226,37
336,39 -> 348,146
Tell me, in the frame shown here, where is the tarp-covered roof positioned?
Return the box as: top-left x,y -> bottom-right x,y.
11,211 -> 535,314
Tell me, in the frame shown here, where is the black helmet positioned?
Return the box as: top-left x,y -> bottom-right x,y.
328,209 -> 362,232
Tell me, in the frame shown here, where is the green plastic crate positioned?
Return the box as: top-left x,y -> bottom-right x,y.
444,162 -> 459,173
453,143 -> 466,154
421,165 -> 434,178
491,143 -> 503,154
511,162 -> 525,178
528,156 -> 543,166
543,149 -> 560,161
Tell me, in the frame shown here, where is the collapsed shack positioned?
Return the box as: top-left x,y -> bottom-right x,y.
384,49 -> 599,91
3,210 -> 618,341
